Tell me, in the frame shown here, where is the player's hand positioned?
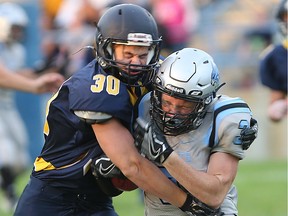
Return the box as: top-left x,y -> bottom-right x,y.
268,99 -> 288,122
240,117 -> 258,150
91,154 -> 124,179
91,154 -> 124,197
34,72 -> 65,94
180,194 -> 221,216
134,117 -> 173,164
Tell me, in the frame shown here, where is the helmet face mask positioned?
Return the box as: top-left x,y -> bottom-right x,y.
95,4 -> 162,86
152,89 -> 212,136
111,59 -> 157,87
151,48 -> 222,136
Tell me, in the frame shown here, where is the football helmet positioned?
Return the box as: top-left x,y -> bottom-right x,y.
0,2 -> 28,42
95,4 -> 162,86
152,48 -> 222,135
276,0 -> 288,36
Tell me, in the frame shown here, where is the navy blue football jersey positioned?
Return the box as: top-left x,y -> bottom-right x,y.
260,42 -> 287,93
32,59 -> 150,191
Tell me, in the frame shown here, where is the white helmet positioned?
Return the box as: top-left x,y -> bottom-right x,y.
152,48 -> 222,135
0,17 -> 10,42
0,2 -> 28,42
0,2 -> 28,27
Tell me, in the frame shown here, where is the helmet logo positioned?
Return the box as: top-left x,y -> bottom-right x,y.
211,68 -> 219,86
189,90 -> 202,96
166,84 -> 185,94
126,33 -> 153,46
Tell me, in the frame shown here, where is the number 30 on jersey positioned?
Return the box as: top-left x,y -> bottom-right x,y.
90,74 -> 120,95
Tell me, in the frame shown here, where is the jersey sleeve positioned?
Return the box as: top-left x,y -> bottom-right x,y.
210,97 -> 252,159
211,112 -> 251,159
259,44 -> 288,92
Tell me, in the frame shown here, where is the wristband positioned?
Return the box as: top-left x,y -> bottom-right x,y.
180,194 -> 221,216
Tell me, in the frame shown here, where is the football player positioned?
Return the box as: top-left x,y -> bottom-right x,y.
0,3 -> 64,211
134,48 -> 258,215
259,0 -> 287,122
14,4 -> 196,216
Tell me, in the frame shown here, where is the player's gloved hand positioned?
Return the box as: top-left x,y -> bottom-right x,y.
180,194 -> 222,216
91,154 -> 124,197
240,117 -> 258,150
91,154 -> 124,179
134,117 -> 173,164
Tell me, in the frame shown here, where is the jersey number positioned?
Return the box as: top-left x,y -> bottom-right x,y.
90,74 -> 120,95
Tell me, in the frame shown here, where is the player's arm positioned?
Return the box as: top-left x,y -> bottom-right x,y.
134,114 -> 256,210
164,151 -> 238,208
91,118 -> 187,208
134,118 -> 237,208
270,90 -> 286,103
0,63 -> 64,93
267,90 -> 287,122
164,111 -> 255,208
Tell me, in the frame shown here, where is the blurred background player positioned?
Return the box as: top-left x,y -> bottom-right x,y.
259,0 -> 288,122
0,2 -> 34,210
0,2 -> 64,211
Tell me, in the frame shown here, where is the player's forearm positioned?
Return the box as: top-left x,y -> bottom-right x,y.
115,141 -> 187,207
129,156 -> 187,208
93,120 -> 187,208
270,90 -> 286,103
163,152 -> 229,208
0,66 -> 38,93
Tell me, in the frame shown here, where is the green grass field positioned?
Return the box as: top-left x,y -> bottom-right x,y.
1,159 -> 286,216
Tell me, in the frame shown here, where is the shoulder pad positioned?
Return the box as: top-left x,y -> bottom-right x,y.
74,111 -> 112,124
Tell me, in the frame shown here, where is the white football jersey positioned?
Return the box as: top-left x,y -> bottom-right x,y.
138,93 -> 252,216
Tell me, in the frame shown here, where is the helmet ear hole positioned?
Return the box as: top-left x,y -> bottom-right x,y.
204,96 -> 213,105
97,34 -> 102,44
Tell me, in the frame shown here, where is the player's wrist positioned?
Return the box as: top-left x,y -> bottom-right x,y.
162,150 -> 176,166
180,194 -> 193,212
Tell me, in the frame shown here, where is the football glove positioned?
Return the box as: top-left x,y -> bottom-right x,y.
180,194 -> 221,216
134,117 -> 173,164
240,117 -> 258,150
91,154 -> 124,197
91,154 -> 124,179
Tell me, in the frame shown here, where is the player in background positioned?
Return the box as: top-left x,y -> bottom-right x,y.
0,2 -> 64,94
14,4 -> 202,216
259,0 -> 287,122
0,2 -> 64,211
